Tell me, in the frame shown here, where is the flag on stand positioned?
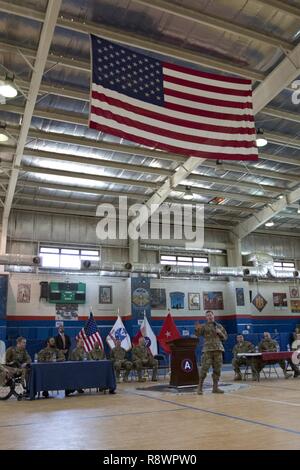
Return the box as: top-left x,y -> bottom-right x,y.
106,315 -> 132,351
157,312 -> 181,353
76,312 -> 104,352
132,314 -> 158,356
89,35 -> 258,161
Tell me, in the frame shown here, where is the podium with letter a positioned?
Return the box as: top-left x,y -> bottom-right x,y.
168,338 -> 199,387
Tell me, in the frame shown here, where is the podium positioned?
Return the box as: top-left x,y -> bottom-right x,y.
168,338 -> 199,387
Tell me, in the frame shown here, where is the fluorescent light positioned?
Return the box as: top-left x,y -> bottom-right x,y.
184,186 -> 193,200
256,128 -> 268,148
297,207 -> 300,214
265,221 -> 274,227
0,132 -> 8,142
0,78 -> 18,98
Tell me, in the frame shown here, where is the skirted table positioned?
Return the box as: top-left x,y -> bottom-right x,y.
28,360 -> 116,399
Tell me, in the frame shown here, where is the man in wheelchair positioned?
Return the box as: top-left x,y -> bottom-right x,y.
0,364 -> 25,400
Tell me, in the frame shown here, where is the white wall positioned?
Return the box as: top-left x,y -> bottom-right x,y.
7,273 -> 131,318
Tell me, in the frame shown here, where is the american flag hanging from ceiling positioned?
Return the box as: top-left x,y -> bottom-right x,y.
89,35 -> 258,161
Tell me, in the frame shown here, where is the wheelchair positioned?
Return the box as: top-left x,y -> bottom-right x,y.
0,374 -> 26,401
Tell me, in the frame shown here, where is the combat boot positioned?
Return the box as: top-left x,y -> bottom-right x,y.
197,378 -> 204,395
234,373 -> 242,381
212,379 -> 224,394
123,373 -> 129,383
284,371 -> 293,379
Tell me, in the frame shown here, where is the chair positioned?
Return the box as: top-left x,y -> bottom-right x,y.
241,364 -> 253,381
262,363 -> 279,379
0,341 -> 6,365
154,354 -> 169,380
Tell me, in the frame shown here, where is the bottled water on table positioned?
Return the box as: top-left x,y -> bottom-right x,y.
287,344 -> 291,352
83,351 -> 87,361
34,353 -> 38,363
52,353 -> 57,362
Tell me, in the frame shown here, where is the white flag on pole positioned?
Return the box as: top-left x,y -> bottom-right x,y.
106,315 -> 132,351
141,314 -> 158,357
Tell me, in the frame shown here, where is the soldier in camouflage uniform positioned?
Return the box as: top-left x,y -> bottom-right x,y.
5,336 -> 31,389
38,337 -> 66,362
232,334 -> 257,381
37,337 -> 65,398
90,341 -> 106,360
254,332 -> 294,379
110,339 -> 132,382
195,310 -> 228,395
70,338 -> 91,361
132,337 -> 158,382
0,364 -> 22,387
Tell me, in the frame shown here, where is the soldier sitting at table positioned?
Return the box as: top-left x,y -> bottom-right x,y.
110,339 -> 132,383
89,341 -> 106,360
70,338 -> 91,361
132,337 -> 158,382
254,332 -> 294,379
232,334 -> 257,381
37,337 -> 65,398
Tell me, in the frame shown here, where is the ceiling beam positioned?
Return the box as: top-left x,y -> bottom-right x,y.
20,147 -> 281,194
15,179 -> 256,213
257,0 -> 300,18
134,0 -> 293,50
233,186 -> 300,238
0,0 -> 62,254
0,0 -> 264,81
18,164 -> 271,203
253,43 -> 300,114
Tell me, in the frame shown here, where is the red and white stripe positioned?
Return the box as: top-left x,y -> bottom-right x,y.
77,329 -> 104,352
89,62 -> 258,161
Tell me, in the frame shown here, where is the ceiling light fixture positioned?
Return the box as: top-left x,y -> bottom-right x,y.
0,123 -> 8,142
256,128 -> 268,148
265,221 -> 274,227
0,75 -> 18,98
184,186 -> 193,200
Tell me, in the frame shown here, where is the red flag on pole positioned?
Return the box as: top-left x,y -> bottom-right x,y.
157,313 -> 181,353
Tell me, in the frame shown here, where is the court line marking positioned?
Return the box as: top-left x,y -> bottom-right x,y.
225,393 -> 300,408
128,390 -> 300,437
0,407 -> 182,429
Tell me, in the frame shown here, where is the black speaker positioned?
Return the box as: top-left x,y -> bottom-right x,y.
82,260 -> 91,268
164,265 -> 172,272
33,256 -> 41,265
124,262 -> 132,270
39,282 -> 49,300
203,266 -> 211,274
243,268 -> 250,276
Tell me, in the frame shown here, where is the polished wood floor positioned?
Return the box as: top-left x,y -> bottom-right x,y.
1,371 -> 300,450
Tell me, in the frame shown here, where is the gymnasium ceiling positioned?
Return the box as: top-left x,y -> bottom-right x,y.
1,0 -> 300,237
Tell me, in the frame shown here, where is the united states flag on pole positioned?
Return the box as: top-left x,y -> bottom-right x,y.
89,35 -> 258,161
76,313 -> 104,352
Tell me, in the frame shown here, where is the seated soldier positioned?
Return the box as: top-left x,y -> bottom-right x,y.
291,333 -> 300,351
70,338 -> 91,361
232,334 -> 257,381
132,337 -> 158,382
5,336 -> 32,393
38,337 -> 65,398
110,339 -> 132,383
254,332 -> 294,379
69,338 -> 91,395
89,341 -> 105,360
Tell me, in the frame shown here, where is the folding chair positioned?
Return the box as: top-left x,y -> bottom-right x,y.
262,363 -> 279,379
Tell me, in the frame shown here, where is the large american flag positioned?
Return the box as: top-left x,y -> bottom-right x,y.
89,35 -> 258,161
76,313 -> 104,352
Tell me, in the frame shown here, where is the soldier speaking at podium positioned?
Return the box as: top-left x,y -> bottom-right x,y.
195,311 -> 228,395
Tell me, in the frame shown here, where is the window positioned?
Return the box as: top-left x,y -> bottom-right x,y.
160,254 -> 209,267
274,260 -> 295,272
39,246 -> 100,269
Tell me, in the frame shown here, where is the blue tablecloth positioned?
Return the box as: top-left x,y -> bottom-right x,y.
29,360 -> 116,399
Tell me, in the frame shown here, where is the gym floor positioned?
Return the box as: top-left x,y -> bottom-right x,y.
1,371 -> 300,450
